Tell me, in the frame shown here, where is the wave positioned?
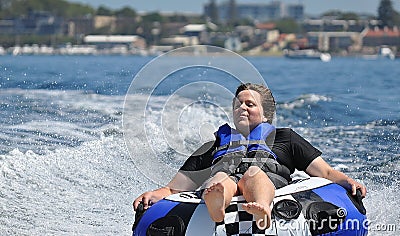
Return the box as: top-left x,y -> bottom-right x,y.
279,94 -> 331,110
0,130 -> 398,234
0,137 -> 142,234
290,121 -> 399,174
365,119 -> 399,128
0,88 -> 124,154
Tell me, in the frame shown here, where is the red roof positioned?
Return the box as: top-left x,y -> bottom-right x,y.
365,27 -> 400,37
279,33 -> 287,41
255,23 -> 276,30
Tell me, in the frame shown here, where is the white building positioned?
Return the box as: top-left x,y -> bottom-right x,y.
83,35 -> 146,49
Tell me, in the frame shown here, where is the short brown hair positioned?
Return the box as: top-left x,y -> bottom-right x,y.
234,83 -> 276,124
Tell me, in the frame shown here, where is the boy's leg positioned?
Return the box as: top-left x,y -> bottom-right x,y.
203,172 -> 238,222
238,166 -> 275,229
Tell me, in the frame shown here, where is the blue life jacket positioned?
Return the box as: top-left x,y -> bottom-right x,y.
212,123 -> 277,163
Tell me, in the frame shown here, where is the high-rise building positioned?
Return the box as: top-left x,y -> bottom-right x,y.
204,0 -> 304,24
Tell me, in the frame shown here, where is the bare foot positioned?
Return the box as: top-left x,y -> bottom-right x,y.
203,183 -> 226,222
242,202 -> 271,230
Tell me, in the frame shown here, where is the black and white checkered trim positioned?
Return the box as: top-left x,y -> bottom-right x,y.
214,201 -> 276,236
214,195 -> 312,236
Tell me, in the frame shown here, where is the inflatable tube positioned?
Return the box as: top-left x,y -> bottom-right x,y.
132,177 -> 367,236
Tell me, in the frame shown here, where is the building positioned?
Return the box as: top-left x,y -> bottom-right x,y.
159,36 -> 199,48
204,0 -> 304,24
361,26 -> 400,48
0,11 -> 64,35
83,35 -> 146,49
286,4 -> 304,21
300,19 -> 398,52
307,31 -> 361,52
182,24 -> 209,43
0,20 -> 18,34
67,17 -> 94,37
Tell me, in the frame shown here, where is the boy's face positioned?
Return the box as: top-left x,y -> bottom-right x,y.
233,89 -> 266,135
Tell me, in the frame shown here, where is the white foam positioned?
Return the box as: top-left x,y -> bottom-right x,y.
280,94 -> 331,110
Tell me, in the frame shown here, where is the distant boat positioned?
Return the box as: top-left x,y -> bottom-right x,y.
0,46 -> 5,55
378,46 -> 395,60
361,46 -> 395,60
283,49 -> 331,62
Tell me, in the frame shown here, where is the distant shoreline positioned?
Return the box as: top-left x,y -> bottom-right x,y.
1,45 -> 397,60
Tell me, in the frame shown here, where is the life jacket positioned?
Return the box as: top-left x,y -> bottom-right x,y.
213,123 -> 277,162
212,123 -> 291,187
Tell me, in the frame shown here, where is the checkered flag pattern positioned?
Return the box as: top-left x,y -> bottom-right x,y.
214,201 -> 276,236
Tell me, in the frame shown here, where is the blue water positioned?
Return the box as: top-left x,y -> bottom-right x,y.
0,54 -> 399,235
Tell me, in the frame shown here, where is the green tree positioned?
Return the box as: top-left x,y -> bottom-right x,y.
275,18 -> 300,33
0,0 -> 12,11
64,2 -> 94,18
321,10 -> 359,20
142,12 -> 165,23
378,0 -> 396,27
96,5 -> 113,16
137,12 -> 165,45
339,12 -> 359,21
0,0 -> 94,18
321,10 -> 342,18
115,7 -> 136,17
167,14 -> 188,23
